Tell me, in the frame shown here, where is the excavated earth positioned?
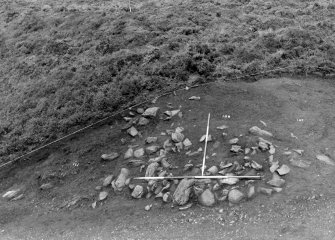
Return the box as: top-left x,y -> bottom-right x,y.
1,77 -> 335,240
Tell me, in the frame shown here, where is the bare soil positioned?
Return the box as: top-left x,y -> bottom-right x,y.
1,77 -> 335,240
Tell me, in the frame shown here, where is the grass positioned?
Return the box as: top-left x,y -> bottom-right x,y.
0,0 -> 334,162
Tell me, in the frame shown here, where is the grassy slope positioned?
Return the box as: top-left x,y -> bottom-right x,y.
0,0 -> 334,162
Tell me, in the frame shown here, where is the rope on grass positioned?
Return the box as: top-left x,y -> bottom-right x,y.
0,65 -> 326,170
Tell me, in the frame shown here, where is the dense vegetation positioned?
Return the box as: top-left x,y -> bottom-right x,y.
0,0 -> 334,162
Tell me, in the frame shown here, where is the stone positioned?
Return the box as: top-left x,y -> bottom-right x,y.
316,154 -> 335,166
126,159 -> 146,167
207,166 -> 219,175
270,161 -> 279,173
145,204 -> 152,211
249,126 -> 273,137
216,125 -> 228,130
251,160 -> 263,170
228,189 -> 244,204
269,145 -> 276,154
142,107 -> 159,117
134,148 -> 145,158
103,175 -> 114,187
247,185 -> 255,199
199,134 -> 212,143
189,96 -> 200,100
230,145 -> 242,153
245,148 -> 251,154
175,127 -> 184,133
114,168 -> 130,191
219,173 -> 239,185
198,189 -> 216,207
175,142 -> 183,152
273,187 -> 282,193
161,158 -> 171,168
40,183 -> 53,190
95,186 -> 102,191
277,164 -> 290,175
267,173 -> 285,187
124,148 -> 133,159
215,189 -> 229,201
131,185 -> 144,199
137,108 -> 144,114
179,203 -> 193,210
146,145 -> 160,155
171,132 -> 184,143
183,163 -> 194,172
99,191 -> 108,201
101,152 -> 119,161
164,109 -> 180,117
127,126 -> 139,137
219,162 -> 233,169
259,187 -> 273,196
145,137 -> 158,144
138,117 -> 150,126
258,141 -> 269,151
173,179 -> 195,205
145,162 -> 159,178
12,194 -> 24,201
183,138 -> 192,149
289,157 -> 311,168
293,149 -> 304,155
229,138 -> 239,144
163,192 -> 172,203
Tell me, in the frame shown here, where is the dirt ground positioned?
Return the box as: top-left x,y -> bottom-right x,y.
1,76 -> 335,240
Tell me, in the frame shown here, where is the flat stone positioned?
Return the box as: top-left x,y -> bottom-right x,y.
127,126 -> 139,137
146,145 -> 160,155
219,173 -> 239,185
126,159 -> 146,167
230,145 -> 242,153
138,117 -> 150,126
145,137 -> 158,144
163,192 -> 172,203
134,148 -> 145,158
229,138 -> 239,144
175,142 -> 183,152
251,160 -> 263,170
289,157 -> 311,168
114,168 -> 130,191
99,191 -> 108,201
179,202 -> 193,210
198,189 -> 216,207
171,132 -> 185,143
101,152 -> 119,161
270,161 -> 280,173
277,164 -> 290,175
199,135 -> 212,143
216,125 -> 228,130
258,187 -> 273,196
164,109 -> 180,117
103,175 -> 114,187
137,108 -> 144,114
219,162 -> 233,169
173,179 -> 195,205
145,162 -> 159,178
131,185 -> 144,199
228,189 -> 244,204
269,145 -> 276,154
267,173 -> 285,187
183,138 -> 192,148
207,166 -> 219,175
189,96 -> 200,100
316,154 -> 335,166
124,148 -> 133,159
142,107 -> 159,117
247,185 -> 255,199
40,183 -> 53,190
249,126 -> 273,137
